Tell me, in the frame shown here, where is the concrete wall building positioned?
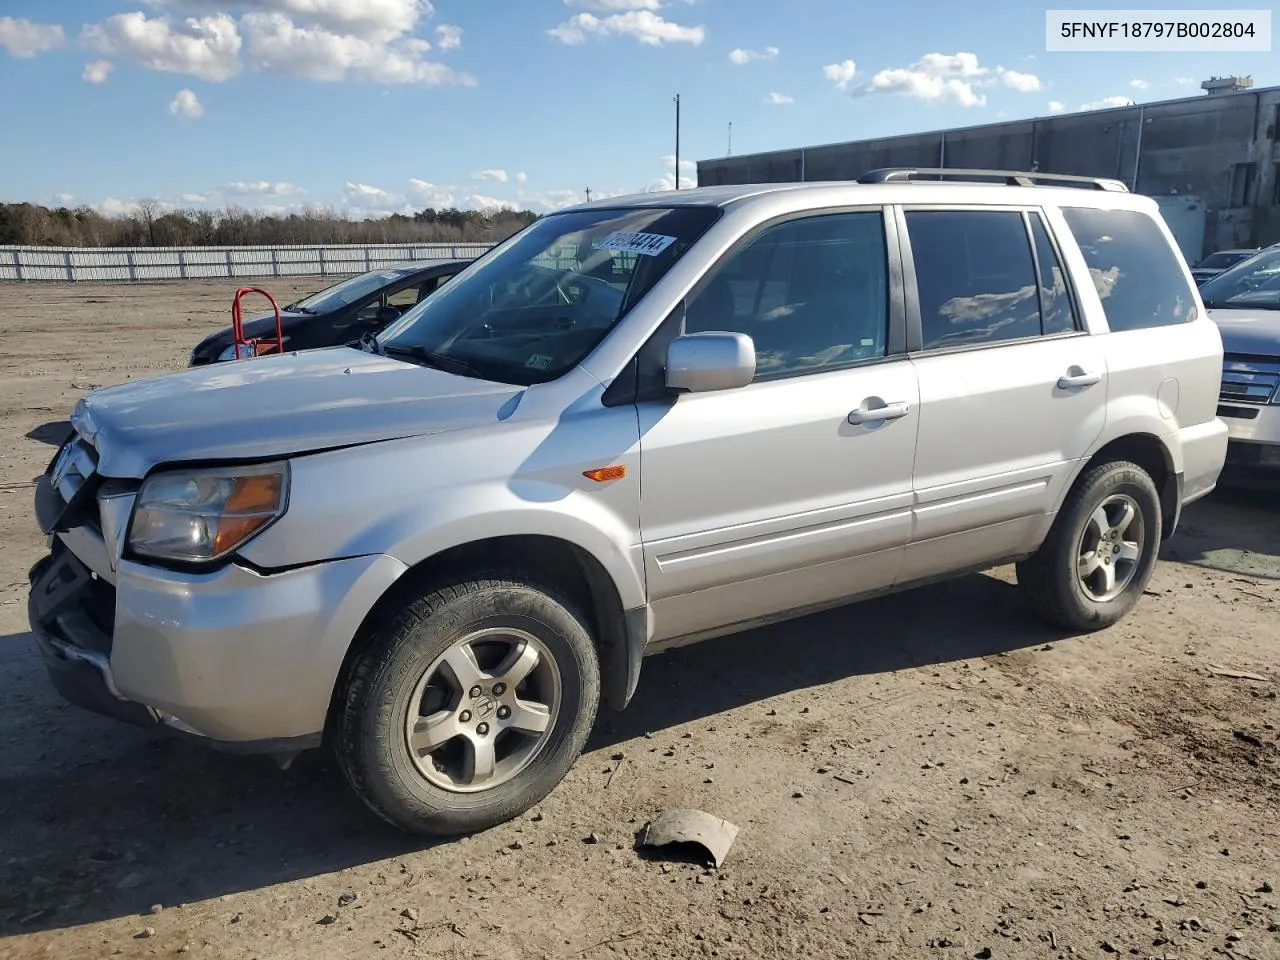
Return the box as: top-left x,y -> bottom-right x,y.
696,78 -> 1280,261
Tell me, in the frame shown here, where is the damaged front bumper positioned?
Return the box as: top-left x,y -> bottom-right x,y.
29,467 -> 408,755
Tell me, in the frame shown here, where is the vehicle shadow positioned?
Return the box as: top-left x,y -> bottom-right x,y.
1160,487 -> 1280,580
592,572 -> 1058,746
24,421 -> 72,447
0,571 -> 1057,938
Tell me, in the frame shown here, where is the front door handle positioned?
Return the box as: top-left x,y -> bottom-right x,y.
848,400 -> 910,425
1058,369 -> 1102,389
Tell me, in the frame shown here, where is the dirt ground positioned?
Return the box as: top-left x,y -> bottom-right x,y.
0,279 -> 1277,960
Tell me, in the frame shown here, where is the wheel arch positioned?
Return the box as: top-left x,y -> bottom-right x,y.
325,534 -> 647,743
1069,432 -> 1179,540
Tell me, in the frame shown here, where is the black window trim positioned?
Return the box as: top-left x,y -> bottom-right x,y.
602,204 -> 908,407
1022,209 -> 1086,337
896,202 -> 1092,359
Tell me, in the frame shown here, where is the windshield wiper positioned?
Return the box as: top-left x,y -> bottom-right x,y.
291,305 -> 318,315
383,343 -> 483,378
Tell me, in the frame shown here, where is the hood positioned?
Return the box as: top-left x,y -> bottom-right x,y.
71,347 -> 522,478
1207,308 -> 1280,357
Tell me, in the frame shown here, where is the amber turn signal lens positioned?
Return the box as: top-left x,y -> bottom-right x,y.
225,473 -> 283,513
583,465 -> 627,482
213,474 -> 285,554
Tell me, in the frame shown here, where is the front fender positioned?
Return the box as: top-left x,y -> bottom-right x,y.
352,484 -> 648,611
237,410 -> 646,611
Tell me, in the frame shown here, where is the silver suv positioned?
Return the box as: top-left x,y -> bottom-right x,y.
29,169 -> 1228,836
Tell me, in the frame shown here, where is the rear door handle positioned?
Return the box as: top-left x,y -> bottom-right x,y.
848,401 -> 910,425
1057,370 -> 1102,389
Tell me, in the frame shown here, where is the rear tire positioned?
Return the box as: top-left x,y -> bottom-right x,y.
335,576 -> 600,836
1017,460 -> 1162,632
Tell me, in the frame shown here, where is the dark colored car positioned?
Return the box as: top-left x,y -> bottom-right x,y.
189,260 -> 471,365
1190,248 -> 1259,286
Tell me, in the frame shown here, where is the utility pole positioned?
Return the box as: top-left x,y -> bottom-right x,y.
585,187 -> 592,202
673,93 -> 681,190
728,121 -> 733,157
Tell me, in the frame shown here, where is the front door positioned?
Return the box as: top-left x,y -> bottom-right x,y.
636,209 -> 920,643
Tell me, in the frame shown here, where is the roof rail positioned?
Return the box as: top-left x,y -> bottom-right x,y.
857,167 -> 1130,192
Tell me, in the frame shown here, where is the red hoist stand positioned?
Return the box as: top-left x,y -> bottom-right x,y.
229,286 -> 285,360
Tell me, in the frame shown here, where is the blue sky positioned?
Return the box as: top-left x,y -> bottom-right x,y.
0,0 -> 1275,217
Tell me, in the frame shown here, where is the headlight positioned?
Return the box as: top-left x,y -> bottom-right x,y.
217,343 -> 257,362
128,462 -> 289,564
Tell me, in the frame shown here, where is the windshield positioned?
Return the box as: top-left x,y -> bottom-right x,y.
377,206 -> 722,385
294,267 -> 416,312
1200,248 -> 1280,310
1197,251 -> 1252,270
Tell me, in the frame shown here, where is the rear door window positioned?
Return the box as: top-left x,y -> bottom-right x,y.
1059,207 -> 1196,332
905,210 -> 1041,350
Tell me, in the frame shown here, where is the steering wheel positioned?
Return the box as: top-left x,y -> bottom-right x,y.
555,277 -> 592,305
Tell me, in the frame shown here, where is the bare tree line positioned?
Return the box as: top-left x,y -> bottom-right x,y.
0,201 -> 540,248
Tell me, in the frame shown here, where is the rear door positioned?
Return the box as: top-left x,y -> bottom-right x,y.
636,208 -> 920,643
897,205 -> 1108,584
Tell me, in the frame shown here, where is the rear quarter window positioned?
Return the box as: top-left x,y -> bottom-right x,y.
1060,207 -> 1197,332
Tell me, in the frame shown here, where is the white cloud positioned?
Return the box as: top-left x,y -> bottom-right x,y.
53,193 -> 76,206
179,192 -> 209,203
1080,95 -> 1133,110
660,154 -> 696,171
996,67 -> 1041,92
82,60 -> 114,83
548,11 -> 705,46
763,91 -> 793,105
464,194 -> 517,213
515,170 -> 528,184
407,178 -> 455,207
253,202 -> 313,216
1174,76 -> 1194,86
242,11 -> 474,85
729,45 -> 777,65
435,23 -> 461,50
822,59 -> 856,90
850,52 -> 990,107
98,198 -> 143,217
646,173 -> 696,193
564,0 -> 663,8
344,180 -> 400,208
1130,78 -> 1149,90
226,180 -> 302,196
1047,100 -> 1065,113
95,197 -> 176,217
470,169 -> 509,183
0,17 -> 66,57
82,12 -> 242,82
524,188 -> 585,211
169,88 -> 205,118
151,0 -> 430,43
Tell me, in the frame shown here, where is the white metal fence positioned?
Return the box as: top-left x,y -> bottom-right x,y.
0,243 -> 496,283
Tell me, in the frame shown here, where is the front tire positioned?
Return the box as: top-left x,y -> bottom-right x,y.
335,577 -> 600,836
1017,460 -> 1162,632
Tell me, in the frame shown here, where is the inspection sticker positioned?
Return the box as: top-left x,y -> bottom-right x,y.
592,231 -> 677,257
524,354 -> 554,370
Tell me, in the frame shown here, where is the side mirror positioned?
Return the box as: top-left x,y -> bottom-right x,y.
665,332 -> 756,393
374,306 -> 400,326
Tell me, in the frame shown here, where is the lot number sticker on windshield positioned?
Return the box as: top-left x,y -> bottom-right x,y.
525,354 -> 554,370
593,231 -> 676,257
